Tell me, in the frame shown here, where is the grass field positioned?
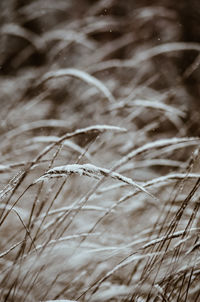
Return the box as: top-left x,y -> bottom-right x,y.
0,1 -> 200,301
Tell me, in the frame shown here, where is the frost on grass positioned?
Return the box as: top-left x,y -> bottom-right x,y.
1,2 -> 200,302
115,137 -> 200,170
28,136 -> 93,160
35,163 -> 156,200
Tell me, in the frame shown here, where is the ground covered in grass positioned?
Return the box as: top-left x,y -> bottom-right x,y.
0,1 -> 200,301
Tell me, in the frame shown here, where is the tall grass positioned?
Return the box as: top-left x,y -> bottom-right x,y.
0,0 -> 200,301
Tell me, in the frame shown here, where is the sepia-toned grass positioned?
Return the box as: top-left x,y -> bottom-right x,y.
0,0 -> 200,301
